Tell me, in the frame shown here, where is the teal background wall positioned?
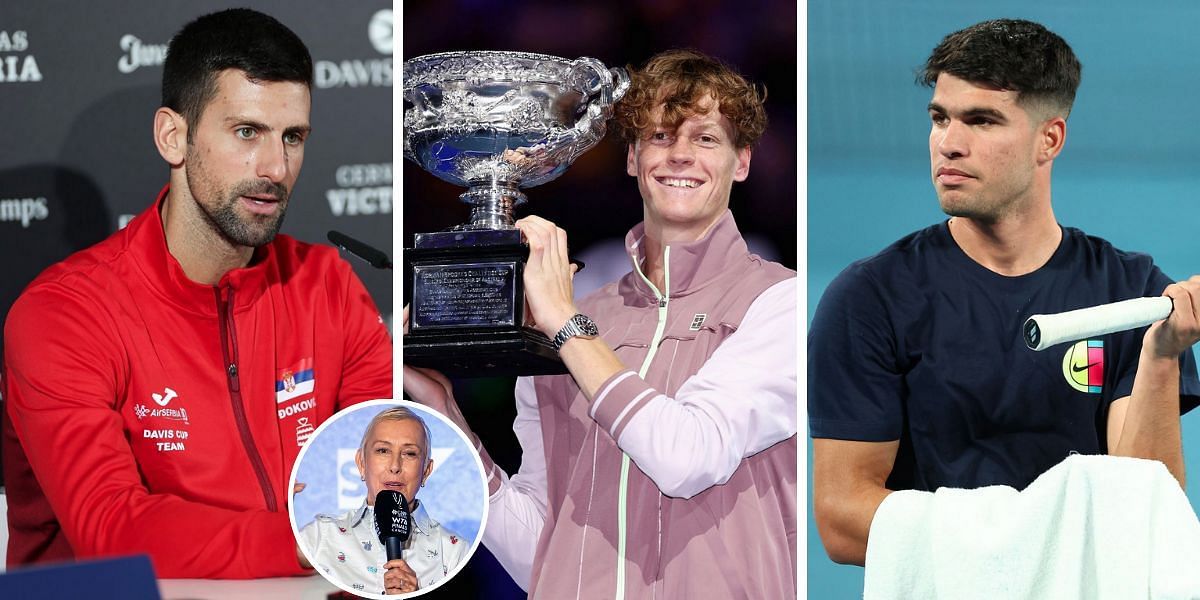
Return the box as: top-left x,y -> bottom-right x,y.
808,1 -> 1200,596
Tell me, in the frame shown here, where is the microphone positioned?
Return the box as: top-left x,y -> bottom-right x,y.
373,490 -> 412,561
328,230 -> 392,270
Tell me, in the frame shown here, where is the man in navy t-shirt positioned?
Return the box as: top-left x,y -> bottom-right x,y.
809,19 -> 1200,567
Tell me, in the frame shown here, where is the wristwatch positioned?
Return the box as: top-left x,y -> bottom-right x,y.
552,313 -> 599,350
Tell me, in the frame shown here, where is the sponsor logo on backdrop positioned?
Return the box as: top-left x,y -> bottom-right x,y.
327,163 -> 391,216
0,30 -> 43,83
314,56 -> 392,89
117,34 -> 168,74
0,197 -> 49,227
368,9 -> 392,55
314,10 -> 392,88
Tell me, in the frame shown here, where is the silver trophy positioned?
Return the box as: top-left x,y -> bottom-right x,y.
403,51 -> 629,377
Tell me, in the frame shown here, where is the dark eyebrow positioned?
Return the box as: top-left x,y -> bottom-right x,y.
224,116 -> 268,130
961,107 -> 1006,122
927,102 -> 1007,122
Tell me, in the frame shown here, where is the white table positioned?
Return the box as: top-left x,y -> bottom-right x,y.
158,575 -> 339,600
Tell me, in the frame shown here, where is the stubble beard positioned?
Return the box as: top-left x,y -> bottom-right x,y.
937,181 -> 1028,225
185,147 -> 291,248
939,192 -> 1002,224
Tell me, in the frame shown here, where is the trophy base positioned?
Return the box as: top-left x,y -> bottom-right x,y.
405,228 -> 568,378
403,327 -> 567,377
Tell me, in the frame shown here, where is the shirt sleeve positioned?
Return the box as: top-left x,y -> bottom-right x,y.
333,257 -> 393,408
587,278 -> 797,499
443,526 -> 472,575
807,263 -> 906,441
298,518 -> 322,567
3,284 -> 307,579
1111,265 -> 1200,413
477,375 -> 548,591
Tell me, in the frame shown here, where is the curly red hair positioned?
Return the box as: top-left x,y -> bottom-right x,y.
614,49 -> 767,149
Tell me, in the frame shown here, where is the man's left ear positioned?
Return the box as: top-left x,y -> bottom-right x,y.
733,146 -> 752,182
1038,117 -> 1067,163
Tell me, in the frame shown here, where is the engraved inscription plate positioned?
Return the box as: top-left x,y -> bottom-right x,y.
412,262 -> 517,329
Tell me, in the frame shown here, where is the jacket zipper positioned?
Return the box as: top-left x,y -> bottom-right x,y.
215,285 -> 278,512
616,246 -> 672,600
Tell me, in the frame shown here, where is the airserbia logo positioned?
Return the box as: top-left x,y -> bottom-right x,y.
1062,339 -> 1103,393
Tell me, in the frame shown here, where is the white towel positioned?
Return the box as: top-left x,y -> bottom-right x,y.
864,455 -> 1200,599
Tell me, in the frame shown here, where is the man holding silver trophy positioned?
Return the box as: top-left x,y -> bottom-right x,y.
403,49 -> 796,598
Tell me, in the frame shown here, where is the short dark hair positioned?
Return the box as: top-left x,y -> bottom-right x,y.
614,49 -> 767,148
919,19 -> 1081,118
162,8 -> 313,138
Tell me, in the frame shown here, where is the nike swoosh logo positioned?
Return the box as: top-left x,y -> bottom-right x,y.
1071,362 -> 1099,373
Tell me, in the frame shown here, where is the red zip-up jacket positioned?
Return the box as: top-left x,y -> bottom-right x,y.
2,186 -> 393,578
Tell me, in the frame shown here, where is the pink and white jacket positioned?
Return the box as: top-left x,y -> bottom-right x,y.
478,211 -> 797,599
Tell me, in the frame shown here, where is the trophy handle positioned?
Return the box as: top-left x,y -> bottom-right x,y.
609,66 -> 631,103
567,58 -> 629,150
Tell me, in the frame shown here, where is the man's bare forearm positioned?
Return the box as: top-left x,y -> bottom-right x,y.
1112,351 -> 1185,487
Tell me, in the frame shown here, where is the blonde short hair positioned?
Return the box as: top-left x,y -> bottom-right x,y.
359,406 -> 433,467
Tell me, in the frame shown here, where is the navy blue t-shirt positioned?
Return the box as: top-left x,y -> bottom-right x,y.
808,222 -> 1200,492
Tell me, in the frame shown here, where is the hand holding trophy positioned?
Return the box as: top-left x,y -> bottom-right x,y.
403,51 -> 629,377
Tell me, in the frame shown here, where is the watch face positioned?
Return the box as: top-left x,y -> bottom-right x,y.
555,314 -> 598,349
576,315 -> 598,336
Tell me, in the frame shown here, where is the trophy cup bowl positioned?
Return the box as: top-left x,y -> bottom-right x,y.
403,51 -> 629,377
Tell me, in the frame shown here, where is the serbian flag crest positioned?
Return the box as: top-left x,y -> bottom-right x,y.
276,357 -> 315,404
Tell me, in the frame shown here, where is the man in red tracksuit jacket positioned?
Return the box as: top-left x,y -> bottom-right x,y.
1,9 -> 392,579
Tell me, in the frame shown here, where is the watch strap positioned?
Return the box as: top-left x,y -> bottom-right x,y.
552,313 -> 598,350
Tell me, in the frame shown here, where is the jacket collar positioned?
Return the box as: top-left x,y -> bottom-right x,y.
620,209 -> 750,300
128,184 -> 273,317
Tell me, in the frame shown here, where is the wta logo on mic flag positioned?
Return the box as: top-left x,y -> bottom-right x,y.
1063,339 -> 1104,393
374,490 -> 412,542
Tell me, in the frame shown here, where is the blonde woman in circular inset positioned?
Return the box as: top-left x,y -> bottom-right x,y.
298,406 -> 469,595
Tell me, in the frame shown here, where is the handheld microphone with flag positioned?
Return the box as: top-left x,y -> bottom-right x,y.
328,230 -> 393,270
373,489 -> 412,560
